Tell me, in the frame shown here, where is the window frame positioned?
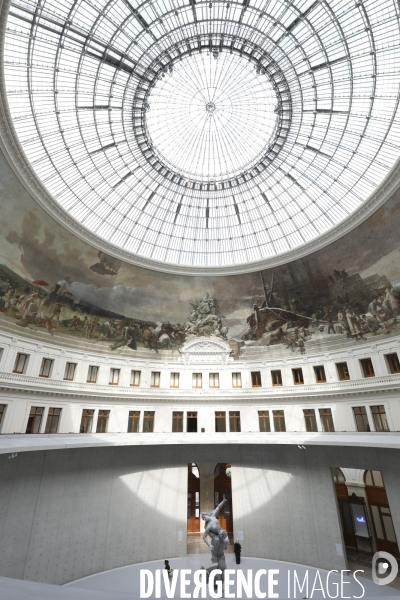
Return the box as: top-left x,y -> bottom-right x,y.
292,368 -> 304,385
170,372 -> 180,388
26,406 -> 44,434
45,407 -> 62,433
64,362 -> 77,381
303,408 -> 318,432
232,372 -> 242,388
251,371 -> 262,387
192,373 -> 202,389
352,406 -> 370,432
13,352 -> 28,374
209,373 -> 220,388
87,365 -> 99,384
172,411 -> 184,432
80,409 -> 94,433
336,362 -> 350,381
109,368 -> 120,385
96,409 -> 110,433
385,353 -> 400,374
150,371 -> 161,388
0,403 -> 7,432
128,410 -> 140,433
39,358 -> 54,378
143,411 -> 155,433
215,411 -> 226,432
360,358 -> 375,378
130,370 -> 141,387
271,370 -> 282,386
229,411 -> 241,432
313,365 -> 326,383
370,405 -> 390,432
187,411 -> 198,432
258,410 -> 271,432
319,408 -> 335,432
272,409 -> 286,432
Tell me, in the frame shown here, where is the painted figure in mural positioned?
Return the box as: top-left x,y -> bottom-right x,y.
186,293 -> 227,339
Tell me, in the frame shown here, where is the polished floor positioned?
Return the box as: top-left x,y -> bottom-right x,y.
65,555 -> 400,599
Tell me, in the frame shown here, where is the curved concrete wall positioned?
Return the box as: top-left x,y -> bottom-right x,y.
1,443 -> 400,585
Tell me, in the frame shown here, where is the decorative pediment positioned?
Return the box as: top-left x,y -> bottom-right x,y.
178,337 -> 232,364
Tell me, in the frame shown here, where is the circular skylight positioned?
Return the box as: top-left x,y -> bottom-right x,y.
3,0 -> 400,270
146,52 -> 278,180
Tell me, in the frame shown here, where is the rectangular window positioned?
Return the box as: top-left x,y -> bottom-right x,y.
13,352 -> 28,374
151,372 -> 160,387
192,373 -> 202,388
130,370 -> 141,387
209,373 -> 219,388
109,368 -> 120,385
128,410 -> 140,433
45,407 -> 62,434
39,358 -> 53,378
251,371 -> 262,387
26,406 -> 44,434
143,411 -> 155,433
360,358 -> 375,378
229,411 -> 241,432
187,411 -> 197,432
292,368 -> 304,384
371,405 -> 390,432
170,372 -> 180,388
336,362 -> 350,381
271,370 -> 282,386
385,353 -> 400,374
319,408 -> 335,432
172,411 -> 183,432
353,406 -> 370,432
87,365 -> 99,383
273,410 -> 286,432
96,409 -> 110,433
314,365 -> 326,383
0,404 -> 6,432
258,410 -> 271,432
64,362 -> 77,381
215,411 -> 226,432
232,372 -> 242,388
304,409 -> 317,432
80,409 -> 94,433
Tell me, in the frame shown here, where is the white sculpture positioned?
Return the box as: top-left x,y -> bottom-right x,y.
201,496 -> 229,583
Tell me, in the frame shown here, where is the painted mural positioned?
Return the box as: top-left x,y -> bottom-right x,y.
0,149 -> 400,359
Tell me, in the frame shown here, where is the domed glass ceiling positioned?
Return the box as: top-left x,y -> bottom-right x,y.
4,0 -> 400,268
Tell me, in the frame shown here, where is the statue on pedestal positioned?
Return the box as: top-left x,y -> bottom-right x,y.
201,496 -> 229,583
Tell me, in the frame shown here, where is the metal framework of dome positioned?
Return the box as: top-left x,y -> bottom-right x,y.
3,0 -> 400,268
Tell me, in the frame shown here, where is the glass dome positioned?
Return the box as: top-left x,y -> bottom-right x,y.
4,0 -> 400,268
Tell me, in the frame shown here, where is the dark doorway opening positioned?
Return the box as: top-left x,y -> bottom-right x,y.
187,463 -> 200,532
187,412 -> 198,432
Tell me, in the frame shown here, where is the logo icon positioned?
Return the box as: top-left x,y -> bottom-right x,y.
372,551 -> 398,586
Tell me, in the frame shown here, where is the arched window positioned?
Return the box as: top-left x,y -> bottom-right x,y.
333,467 -> 346,483
364,470 -> 384,487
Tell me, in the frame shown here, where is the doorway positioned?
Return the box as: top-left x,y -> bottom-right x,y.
214,463 -> 233,535
364,470 -> 399,557
187,463 -> 200,532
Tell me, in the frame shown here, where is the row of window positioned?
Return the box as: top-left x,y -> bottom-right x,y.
1,403 -> 389,435
11,353 -> 400,387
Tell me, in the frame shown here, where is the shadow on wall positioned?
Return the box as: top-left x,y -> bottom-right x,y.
0,446 -> 187,585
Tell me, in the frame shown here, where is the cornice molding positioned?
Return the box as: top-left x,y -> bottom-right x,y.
0,0 -> 400,276
1,370 -> 399,403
